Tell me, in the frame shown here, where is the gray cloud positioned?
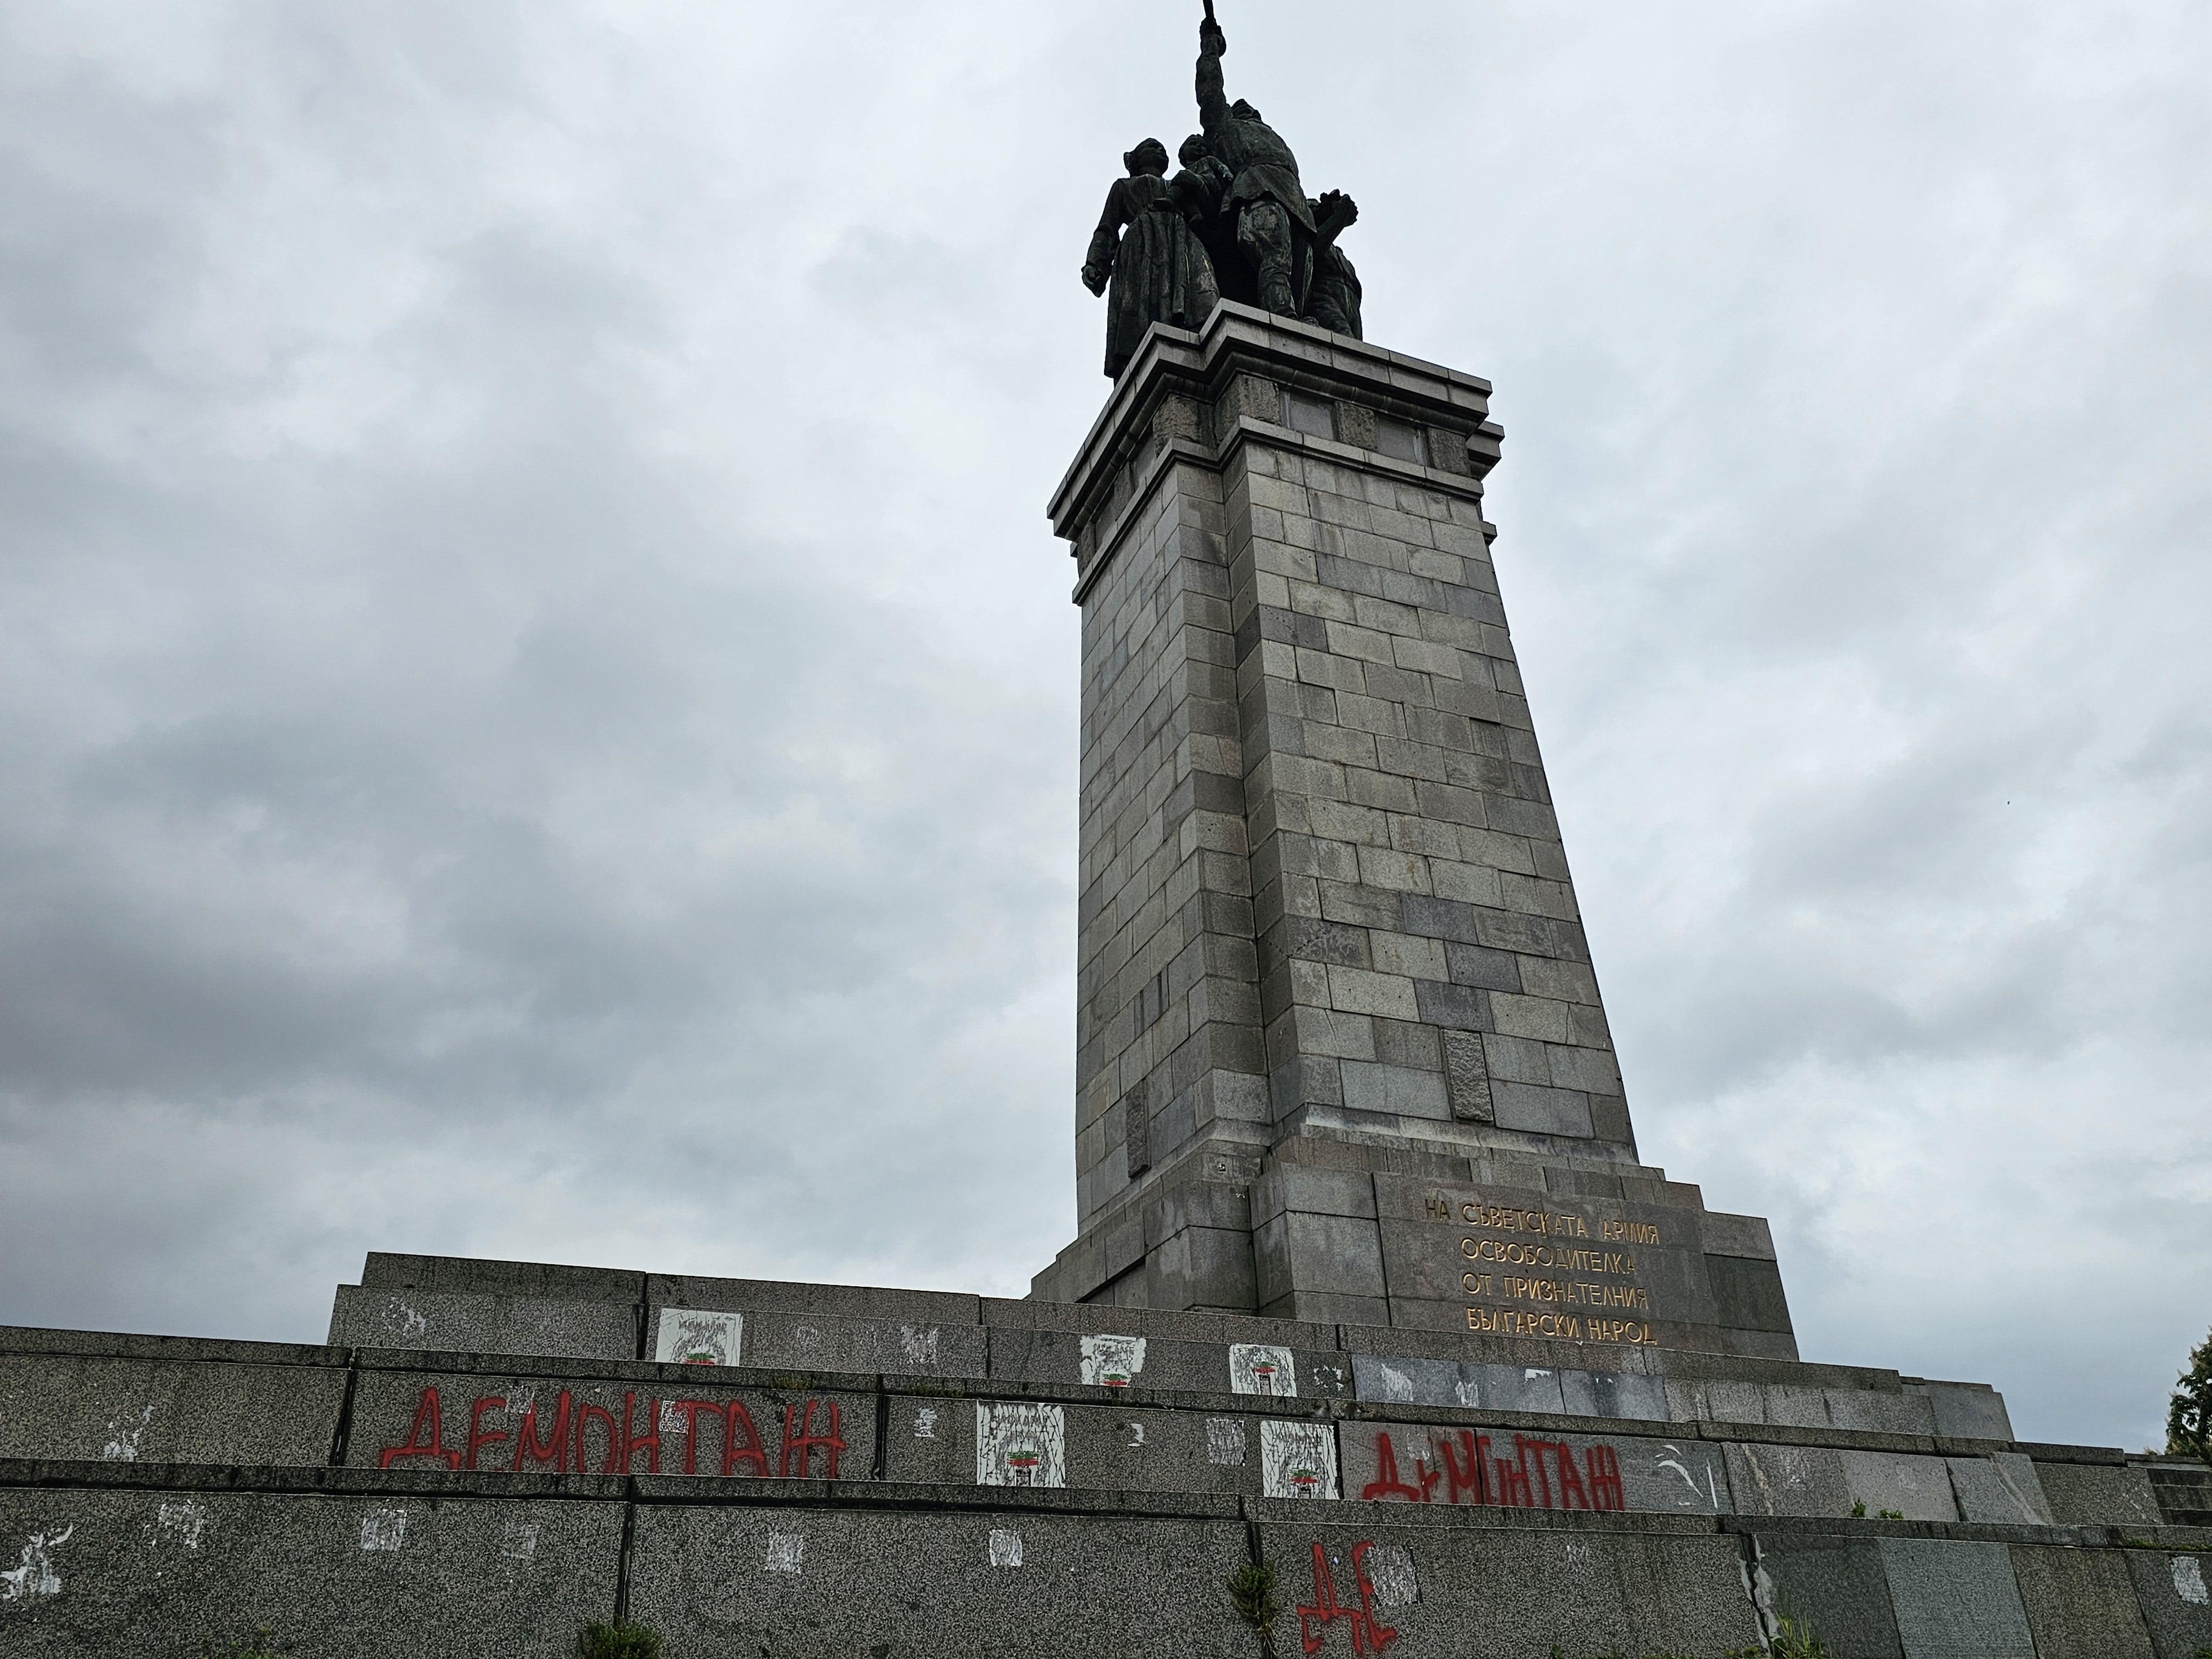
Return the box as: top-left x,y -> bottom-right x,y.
1,0 -> 2205,1451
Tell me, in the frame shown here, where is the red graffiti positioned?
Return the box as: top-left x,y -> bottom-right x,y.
378,1386 -> 461,1469
779,1399 -> 846,1480
1296,1541 -> 1398,1656
373,1386 -> 847,1480
1358,1430 -> 1626,1512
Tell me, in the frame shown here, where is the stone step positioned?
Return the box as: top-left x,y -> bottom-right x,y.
2,1455 -> 2208,1658
0,1323 -> 2148,1532
328,1255 -> 2006,1439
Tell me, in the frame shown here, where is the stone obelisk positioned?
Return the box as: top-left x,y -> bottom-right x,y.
1030,304 -> 1793,1359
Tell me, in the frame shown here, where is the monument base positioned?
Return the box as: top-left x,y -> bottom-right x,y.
1,1255 -> 2206,1656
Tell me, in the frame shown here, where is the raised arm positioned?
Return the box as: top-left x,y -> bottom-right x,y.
1196,15 -> 1229,134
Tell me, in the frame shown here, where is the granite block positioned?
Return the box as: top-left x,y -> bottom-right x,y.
629,1503 -> 1253,1659
1557,1369 -> 1670,1422
1841,1451 -> 1958,1521
2010,1543 -> 2155,1658
1337,1418 -> 1731,1515
0,1355 -> 344,1468
1250,1517 -> 1762,1657
1947,1454 -> 2053,1524
0,1484 -> 622,1658
645,1307 -> 984,1379
2123,1548 -> 2212,1658
1707,1254 -> 1794,1335
362,1251 -> 644,1303
2036,1459 -> 2166,1526
1255,1211 -> 1387,1303
1825,1389 -> 1935,1434
884,1399 -> 1282,1496
1726,1442 -> 1854,1518
328,1287 -> 637,1361
1879,1538 -> 2035,1658
1749,1533 -> 1905,1658
1914,1380 -> 2013,1441
343,1370 -> 877,1480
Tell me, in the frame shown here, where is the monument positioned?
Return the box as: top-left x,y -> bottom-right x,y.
1,10 -> 2207,1657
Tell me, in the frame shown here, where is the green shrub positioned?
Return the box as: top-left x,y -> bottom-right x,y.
1227,1559 -> 1283,1655
576,1621 -> 662,1659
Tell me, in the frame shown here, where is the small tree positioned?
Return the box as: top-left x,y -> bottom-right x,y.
2169,1325 -> 2212,1464
1227,1560 -> 1282,1657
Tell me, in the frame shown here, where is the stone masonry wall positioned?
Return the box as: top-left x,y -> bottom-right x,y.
1223,404 -> 1636,1154
1073,452 -> 1270,1227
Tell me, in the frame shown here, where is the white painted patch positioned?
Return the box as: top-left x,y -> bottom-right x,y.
1369,1363 -> 1415,1405
1078,1334 -> 1146,1389
914,1407 -> 938,1441
975,1404 -> 1067,1489
792,1325 -> 824,1354
2174,1555 -> 2208,1606
1363,1544 -> 1418,1609
1121,1421 -> 1146,1450
763,1533 -> 805,1574
358,1509 -> 408,1553
654,1309 -> 744,1368
900,1326 -> 940,1366
1259,1421 -> 1338,1500
1206,1418 -> 1248,1467
988,1528 -> 1023,1568
383,1300 -> 429,1340
103,1404 -> 154,1462
1453,1377 -> 1480,1409
155,1500 -> 210,1552
1,1526 -> 72,1602
499,1521 -> 540,1563
1564,1540 -> 1594,1570
1229,1344 -> 1297,1398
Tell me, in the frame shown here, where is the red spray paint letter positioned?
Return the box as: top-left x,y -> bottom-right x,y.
465,1396 -> 510,1471
378,1386 -> 461,1470
723,1400 -> 772,1478
780,1399 -> 846,1480
511,1390 -> 573,1474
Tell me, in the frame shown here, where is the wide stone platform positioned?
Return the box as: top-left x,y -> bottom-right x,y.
1,1253 -> 2208,1656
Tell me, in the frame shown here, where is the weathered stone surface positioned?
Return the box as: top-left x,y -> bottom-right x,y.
2033,1458 -> 2165,1526
0,1354 -> 343,1468
1947,1453 -> 2053,1524
2010,1543 -> 2156,1658
627,1501 -> 1253,1659
1248,1510 -> 1764,1656
1879,1537 -> 2036,1659
2123,1547 -> 2212,1658
1337,1417 -> 1731,1516
1840,1451 -> 1958,1522
0,1484 -> 622,1657
329,1286 -> 636,1361
342,1369 -> 876,1481
1725,1442 -> 1854,1518
1750,1531 -> 1906,1658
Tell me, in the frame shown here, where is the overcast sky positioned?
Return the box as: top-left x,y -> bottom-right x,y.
2,0 -> 2206,1453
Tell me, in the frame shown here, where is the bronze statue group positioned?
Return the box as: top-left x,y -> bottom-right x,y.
1083,11 -> 1362,379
